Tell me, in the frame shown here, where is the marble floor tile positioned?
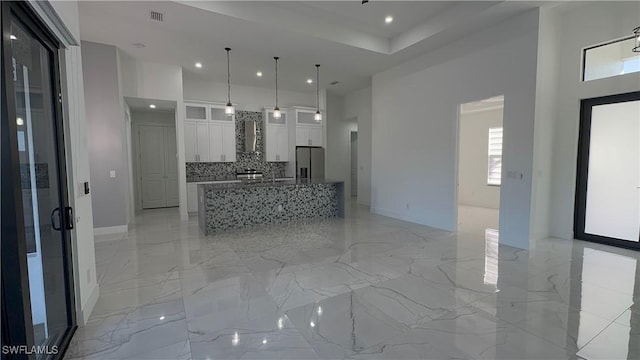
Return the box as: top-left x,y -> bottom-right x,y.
285,292 -> 408,359
354,273 -> 474,326
181,272 -> 279,326
66,299 -> 189,359
66,205 -> 640,360
188,313 -> 319,360
410,307 -> 573,359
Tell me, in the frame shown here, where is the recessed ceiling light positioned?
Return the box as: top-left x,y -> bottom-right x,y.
149,104 -> 156,109
307,79 -> 313,84
385,15 -> 393,24
195,62 -> 202,68
256,71 -> 263,77
10,35 -> 17,40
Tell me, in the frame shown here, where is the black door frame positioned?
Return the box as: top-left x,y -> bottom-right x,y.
1,1 -> 77,359
574,91 -> 640,251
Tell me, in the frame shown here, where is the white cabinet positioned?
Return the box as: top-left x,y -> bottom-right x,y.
291,107 -> 323,147
183,101 -> 236,163
208,123 -> 236,162
309,127 -> 322,146
196,123 -> 210,162
264,108 -> 289,162
184,121 -> 211,162
184,121 -> 197,162
296,125 -> 323,147
185,103 -> 207,121
266,125 -> 289,161
222,123 -> 236,162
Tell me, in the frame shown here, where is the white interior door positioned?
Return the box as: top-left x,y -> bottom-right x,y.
584,99 -> 640,242
140,125 -> 167,209
164,127 -> 179,207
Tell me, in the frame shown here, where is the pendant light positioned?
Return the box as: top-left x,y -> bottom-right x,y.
633,27 -> 640,53
314,64 -> 322,121
224,47 -> 235,116
273,57 -> 281,119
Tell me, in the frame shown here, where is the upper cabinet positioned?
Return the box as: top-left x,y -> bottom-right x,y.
185,103 -> 207,121
291,107 -> 323,147
184,101 -> 236,163
264,108 -> 289,162
266,108 -> 287,125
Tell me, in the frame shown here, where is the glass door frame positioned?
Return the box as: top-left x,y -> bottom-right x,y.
574,91 -> 640,250
1,1 -> 77,358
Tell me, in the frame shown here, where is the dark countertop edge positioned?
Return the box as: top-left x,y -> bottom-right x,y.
198,179 -> 344,190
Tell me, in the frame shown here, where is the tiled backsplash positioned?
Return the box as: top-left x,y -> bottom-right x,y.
186,110 -> 288,181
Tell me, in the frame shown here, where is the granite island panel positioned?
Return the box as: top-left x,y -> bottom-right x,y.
198,180 -> 345,234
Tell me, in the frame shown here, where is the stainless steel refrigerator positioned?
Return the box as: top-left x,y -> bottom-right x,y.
296,146 -> 325,180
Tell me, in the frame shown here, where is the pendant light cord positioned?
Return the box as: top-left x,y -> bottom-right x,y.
225,48 -> 231,104
316,64 -> 320,112
274,57 -> 279,108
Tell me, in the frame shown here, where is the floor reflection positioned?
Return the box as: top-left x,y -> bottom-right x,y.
65,205 -> 640,360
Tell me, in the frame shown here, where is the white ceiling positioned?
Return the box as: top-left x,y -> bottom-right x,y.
78,1 -> 541,94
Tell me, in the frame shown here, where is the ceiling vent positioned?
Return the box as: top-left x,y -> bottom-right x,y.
150,11 -> 164,22
330,81 -> 340,86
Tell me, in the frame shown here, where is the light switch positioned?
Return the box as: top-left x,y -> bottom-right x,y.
109,170 -> 116,178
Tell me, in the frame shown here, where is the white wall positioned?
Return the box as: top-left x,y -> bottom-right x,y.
48,0 -> 99,324
117,50 -> 187,220
548,1 -> 640,239
343,86 -> 372,206
81,41 -> 129,231
183,71 -> 315,111
458,108 -> 503,209
371,10 -> 540,249
326,92 -> 357,197
529,5 -> 560,242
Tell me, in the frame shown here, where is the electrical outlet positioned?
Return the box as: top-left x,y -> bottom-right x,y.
109,170 -> 116,178
278,204 -> 283,212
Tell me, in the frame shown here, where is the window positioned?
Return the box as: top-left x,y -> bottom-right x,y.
583,36 -> 640,81
487,127 -> 502,186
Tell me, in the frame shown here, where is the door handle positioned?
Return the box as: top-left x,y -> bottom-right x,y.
51,208 -> 62,231
64,207 -> 74,230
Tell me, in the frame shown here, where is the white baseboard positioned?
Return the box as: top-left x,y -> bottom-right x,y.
78,284 -> 99,325
93,225 -> 128,236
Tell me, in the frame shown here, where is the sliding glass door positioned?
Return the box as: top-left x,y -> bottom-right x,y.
575,92 -> 640,249
1,2 -> 76,358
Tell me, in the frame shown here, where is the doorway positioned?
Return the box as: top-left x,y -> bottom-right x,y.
575,91 -> 640,250
128,102 -> 178,210
350,131 -> 358,198
456,96 -> 504,234
1,1 -> 77,355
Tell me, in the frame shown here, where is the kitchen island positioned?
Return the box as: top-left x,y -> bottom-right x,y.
198,179 -> 344,234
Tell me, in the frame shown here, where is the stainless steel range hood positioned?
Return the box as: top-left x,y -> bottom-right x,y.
244,120 -> 257,152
